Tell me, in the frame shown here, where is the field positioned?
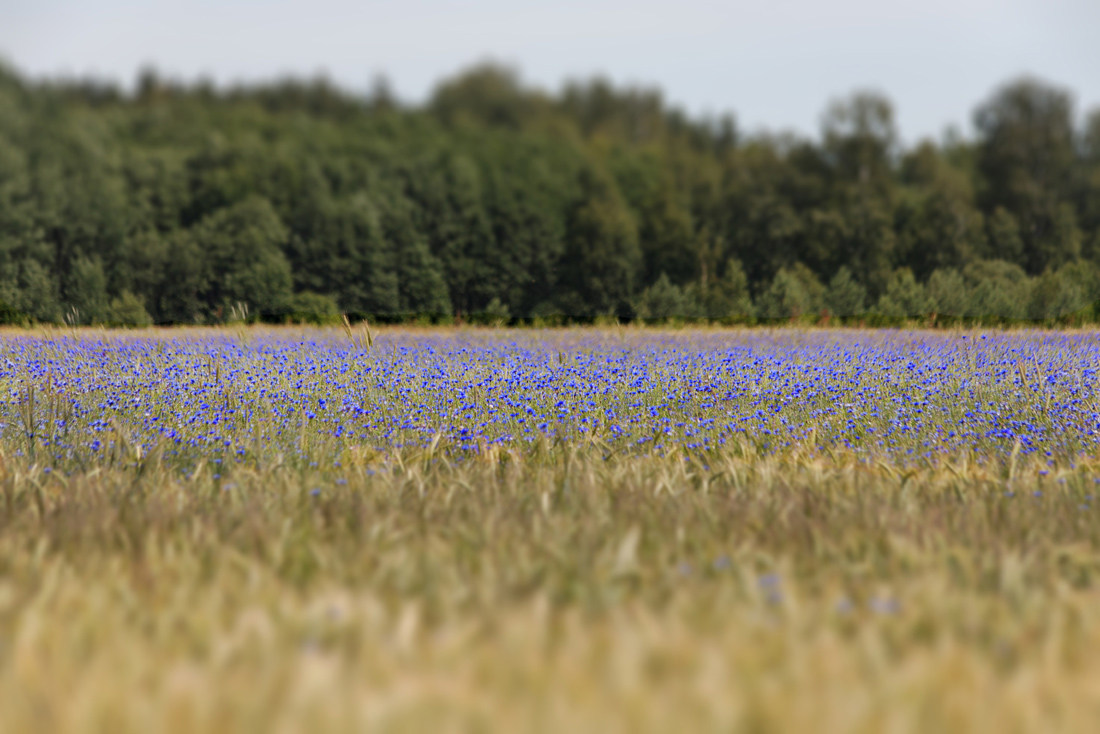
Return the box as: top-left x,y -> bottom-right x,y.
2,325 -> 1100,732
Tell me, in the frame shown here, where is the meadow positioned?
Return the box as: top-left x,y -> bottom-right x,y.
2,325 -> 1100,732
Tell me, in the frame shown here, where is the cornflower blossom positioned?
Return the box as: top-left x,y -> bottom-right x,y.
0,329 -> 1096,473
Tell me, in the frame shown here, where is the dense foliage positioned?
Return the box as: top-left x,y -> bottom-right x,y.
1,64 -> 1099,325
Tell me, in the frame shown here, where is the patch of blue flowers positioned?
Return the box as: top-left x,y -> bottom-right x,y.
1,329 -> 1096,472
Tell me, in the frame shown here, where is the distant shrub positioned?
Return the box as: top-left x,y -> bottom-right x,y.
106,291 -> 153,328
637,273 -> 687,321
876,268 -> 931,319
1027,270 -> 1087,321
469,297 -> 512,325
824,266 -> 867,318
962,260 -> 1029,320
757,264 -> 823,321
703,258 -> 754,321
0,299 -> 27,326
926,269 -> 967,316
285,292 -> 340,325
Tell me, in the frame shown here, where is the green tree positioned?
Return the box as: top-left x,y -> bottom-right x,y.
559,169 -> 641,318
1080,110 -> 1100,260
985,207 -> 1025,265
876,268 -> 930,318
157,232 -> 208,324
841,201 -> 895,298
395,235 -> 452,316
824,266 -> 866,317
431,64 -> 538,130
1056,260 -> 1100,310
1027,269 -> 1085,320
636,273 -> 686,320
962,260 -> 1030,319
638,182 -> 697,287
704,258 -> 754,320
974,79 -> 1079,273
65,255 -> 108,324
757,264 -> 822,320
13,259 -> 60,322
191,197 -> 294,317
926,268 -> 968,316
802,209 -> 849,277
106,290 -> 153,327
822,91 -> 897,200
285,291 -> 340,324
0,63 -> 1097,326
896,189 -> 985,280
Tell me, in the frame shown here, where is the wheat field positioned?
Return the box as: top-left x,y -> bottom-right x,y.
1,326 -> 1099,733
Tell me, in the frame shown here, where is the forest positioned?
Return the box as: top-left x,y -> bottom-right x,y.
0,63 -> 1098,325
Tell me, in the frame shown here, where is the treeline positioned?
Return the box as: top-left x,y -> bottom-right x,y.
0,63 -> 1099,326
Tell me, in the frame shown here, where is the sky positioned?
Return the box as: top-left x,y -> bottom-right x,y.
2,0 -> 1098,145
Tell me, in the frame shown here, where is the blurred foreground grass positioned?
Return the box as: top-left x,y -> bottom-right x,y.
3,443 -> 1100,732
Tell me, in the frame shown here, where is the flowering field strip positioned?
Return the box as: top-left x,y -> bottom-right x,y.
4,327 -> 1100,733
1,328 -> 1098,472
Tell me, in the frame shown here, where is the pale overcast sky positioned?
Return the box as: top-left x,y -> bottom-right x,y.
2,0 -> 1098,144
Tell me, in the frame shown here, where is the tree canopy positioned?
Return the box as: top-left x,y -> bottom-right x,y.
0,64 -> 1098,324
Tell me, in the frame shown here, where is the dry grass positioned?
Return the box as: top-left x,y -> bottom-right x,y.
2,448 -> 1100,732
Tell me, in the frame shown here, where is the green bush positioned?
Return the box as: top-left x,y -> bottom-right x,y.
757,264 -> 823,321
703,258 -> 754,321
824,267 -> 867,318
106,291 -> 153,328
637,273 -> 687,320
876,268 -> 931,319
0,299 -> 27,326
285,292 -> 341,325
469,297 -> 511,325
